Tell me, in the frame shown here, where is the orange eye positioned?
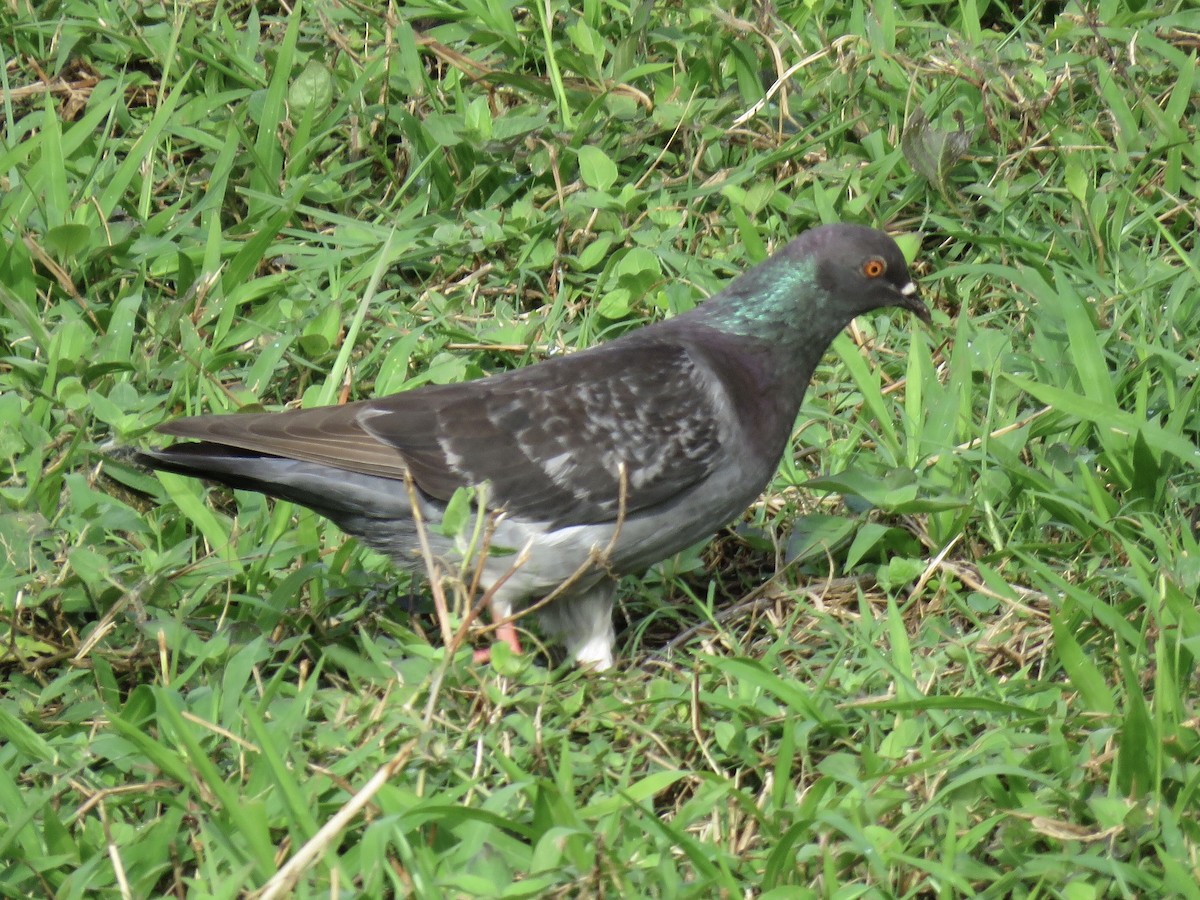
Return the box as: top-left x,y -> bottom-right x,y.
863,258 -> 887,278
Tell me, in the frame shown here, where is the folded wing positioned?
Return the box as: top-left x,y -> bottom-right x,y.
156,340 -> 729,528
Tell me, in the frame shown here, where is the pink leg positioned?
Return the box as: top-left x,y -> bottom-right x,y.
472,610 -> 523,663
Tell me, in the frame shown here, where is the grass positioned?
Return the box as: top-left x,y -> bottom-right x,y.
2,0 -> 1199,895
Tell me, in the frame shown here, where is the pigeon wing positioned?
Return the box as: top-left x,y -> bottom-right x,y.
362,339 -> 728,527
156,339 -> 730,529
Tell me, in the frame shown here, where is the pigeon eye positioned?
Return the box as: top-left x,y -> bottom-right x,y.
862,258 -> 887,278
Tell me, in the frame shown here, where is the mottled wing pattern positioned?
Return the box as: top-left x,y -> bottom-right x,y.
362,340 -> 727,527
156,340 -> 730,529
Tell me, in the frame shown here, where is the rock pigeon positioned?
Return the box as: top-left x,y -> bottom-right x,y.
138,224 -> 929,670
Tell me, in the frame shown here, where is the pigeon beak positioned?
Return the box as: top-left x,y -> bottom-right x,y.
897,280 -> 932,325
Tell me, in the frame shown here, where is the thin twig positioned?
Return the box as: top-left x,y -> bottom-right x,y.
475,462 -> 630,636
922,406 -> 1053,467
652,574 -> 872,661
731,36 -> 863,127
402,472 -> 453,648
255,741 -> 419,900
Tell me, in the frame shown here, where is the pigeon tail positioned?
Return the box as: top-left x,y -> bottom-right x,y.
137,444 -> 416,533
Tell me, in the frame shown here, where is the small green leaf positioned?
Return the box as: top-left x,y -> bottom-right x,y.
578,145 -> 618,191
805,467 -> 967,513
439,486 -> 475,537
785,513 -> 857,564
892,232 -> 922,266
288,60 -> 333,118
566,19 -> 604,69
296,333 -> 329,356
1064,157 -> 1088,203
464,96 -> 493,140
596,288 -> 631,319
55,376 -> 88,411
576,235 -> 614,271
876,556 -> 925,590
43,223 -> 93,258
615,246 -> 660,279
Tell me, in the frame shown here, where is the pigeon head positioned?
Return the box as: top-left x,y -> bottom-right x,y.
691,223 -> 930,346
803,223 -> 930,325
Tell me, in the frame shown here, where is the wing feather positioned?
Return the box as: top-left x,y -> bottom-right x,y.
157,338 -> 731,528
362,339 -> 727,525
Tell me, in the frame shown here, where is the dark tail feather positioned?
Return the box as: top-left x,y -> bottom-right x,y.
136,443 -> 414,526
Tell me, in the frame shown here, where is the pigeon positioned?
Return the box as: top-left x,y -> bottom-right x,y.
138,223 -> 929,670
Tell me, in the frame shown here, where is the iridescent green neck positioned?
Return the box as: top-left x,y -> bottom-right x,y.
694,256 -> 834,345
